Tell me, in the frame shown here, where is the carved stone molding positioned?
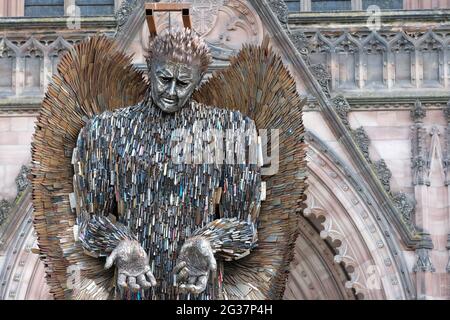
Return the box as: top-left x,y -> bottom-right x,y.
332,95 -> 350,126
392,192 -> 416,234
411,100 -> 427,123
374,160 -> 392,193
352,127 -> 371,162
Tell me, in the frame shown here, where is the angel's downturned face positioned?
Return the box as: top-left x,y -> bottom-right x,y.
150,60 -> 202,113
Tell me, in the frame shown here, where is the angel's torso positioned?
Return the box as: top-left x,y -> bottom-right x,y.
81,100 -> 259,299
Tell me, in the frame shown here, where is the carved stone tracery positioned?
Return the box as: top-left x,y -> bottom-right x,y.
115,0 -> 143,33
267,0 -> 288,26
410,100 -> 430,187
374,159 -> 392,193
332,95 -> 350,126
0,165 -> 30,227
352,127 -> 371,162
284,28 -> 450,92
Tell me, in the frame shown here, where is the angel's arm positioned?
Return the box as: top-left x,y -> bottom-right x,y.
72,115 -> 133,258
190,115 -> 262,261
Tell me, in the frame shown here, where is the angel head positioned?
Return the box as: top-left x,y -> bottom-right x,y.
146,28 -> 212,113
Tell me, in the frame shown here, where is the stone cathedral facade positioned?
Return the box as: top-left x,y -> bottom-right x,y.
1,0 -> 450,300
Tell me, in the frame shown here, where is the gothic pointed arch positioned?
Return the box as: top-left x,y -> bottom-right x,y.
284,214 -> 357,300
0,38 -> 19,96
48,36 -> 72,75
361,31 -> 389,88
304,131 -> 416,299
333,32 -> 361,89
19,37 -> 46,95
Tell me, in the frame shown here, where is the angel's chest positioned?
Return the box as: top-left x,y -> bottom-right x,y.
111,118 -> 223,180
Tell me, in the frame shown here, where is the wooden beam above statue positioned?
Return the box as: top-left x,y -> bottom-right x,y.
145,2 -> 193,36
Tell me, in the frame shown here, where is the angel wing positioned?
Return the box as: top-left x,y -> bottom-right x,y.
31,36 -> 148,299
194,38 -> 307,299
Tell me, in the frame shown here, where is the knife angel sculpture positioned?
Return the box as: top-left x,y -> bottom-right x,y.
31,29 -> 307,300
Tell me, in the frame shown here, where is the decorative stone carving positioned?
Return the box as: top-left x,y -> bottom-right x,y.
332,95 -> 351,126
171,0 -> 224,36
289,30 -> 309,59
48,37 -> 71,58
0,39 -> 15,58
363,34 -> 387,54
411,99 -> 426,123
288,31 -> 332,95
413,248 -> 435,273
411,123 -> 429,186
115,0 -> 143,33
206,0 -> 263,49
0,199 -> 12,226
15,166 -> 31,195
447,236 -> 450,273
309,63 -> 331,97
309,33 -> 331,55
267,0 -> 288,27
374,159 -> 392,193
390,33 -> 415,53
444,100 -> 450,122
143,0 -> 262,61
282,29 -> 450,94
392,192 -> 416,231
418,33 -> 442,52
352,127 -> 371,162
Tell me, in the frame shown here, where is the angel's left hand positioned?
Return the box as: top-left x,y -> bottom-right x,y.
174,236 -> 217,295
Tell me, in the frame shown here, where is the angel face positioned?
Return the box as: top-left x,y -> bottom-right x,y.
150,60 -> 202,113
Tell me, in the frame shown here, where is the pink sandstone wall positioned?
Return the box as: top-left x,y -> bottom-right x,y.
0,115 -> 36,200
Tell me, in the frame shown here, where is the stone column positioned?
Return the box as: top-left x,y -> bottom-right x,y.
410,99 -> 435,300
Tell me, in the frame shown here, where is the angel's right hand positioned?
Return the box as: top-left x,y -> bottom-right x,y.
105,239 -> 156,292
